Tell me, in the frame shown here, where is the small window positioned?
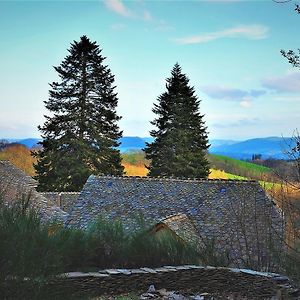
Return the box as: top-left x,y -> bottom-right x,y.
220,187 -> 226,193
107,181 -> 113,187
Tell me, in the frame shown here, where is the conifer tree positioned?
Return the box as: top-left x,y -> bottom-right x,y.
144,63 -> 210,178
34,36 -> 124,191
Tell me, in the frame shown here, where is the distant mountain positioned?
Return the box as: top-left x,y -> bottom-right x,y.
119,136 -> 154,152
17,138 -> 41,148
5,138 -> 41,148
1,136 -> 295,159
209,139 -> 238,148
210,137 -> 294,159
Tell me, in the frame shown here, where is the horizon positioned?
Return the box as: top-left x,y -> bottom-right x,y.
0,135 -> 293,143
1,1 -> 299,140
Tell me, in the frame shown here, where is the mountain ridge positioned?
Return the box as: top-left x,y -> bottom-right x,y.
1,136 -> 294,159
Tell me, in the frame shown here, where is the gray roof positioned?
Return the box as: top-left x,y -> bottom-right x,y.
0,160 -> 37,188
68,175 -> 282,228
0,160 -> 68,222
68,175 -> 284,266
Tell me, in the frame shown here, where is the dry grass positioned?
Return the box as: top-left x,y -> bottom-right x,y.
122,164 -> 235,180
122,163 -> 148,177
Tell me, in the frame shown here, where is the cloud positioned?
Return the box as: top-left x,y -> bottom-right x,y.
104,0 -> 153,22
104,0 -> 132,18
202,86 -> 247,100
202,85 -> 266,108
240,99 -> 252,108
104,0 -> 174,33
202,85 -> 266,101
261,71 -> 300,93
212,117 -> 261,128
173,24 -> 269,44
155,20 -> 174,32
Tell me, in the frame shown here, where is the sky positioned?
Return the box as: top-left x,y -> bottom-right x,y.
0,0 -> 299,140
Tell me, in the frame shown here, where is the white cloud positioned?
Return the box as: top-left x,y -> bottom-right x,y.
261,70 -> 300,93
104,0 -> 133,18
173,24 -> 269,44
240,99 -> 252,108
202,85 -> 265,101
104,0 -> 154,22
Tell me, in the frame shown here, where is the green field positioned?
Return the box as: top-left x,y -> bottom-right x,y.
208,154 -> 272,180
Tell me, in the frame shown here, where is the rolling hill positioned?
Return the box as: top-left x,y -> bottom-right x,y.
210,137 -> 294,159
2,136 -> 295,160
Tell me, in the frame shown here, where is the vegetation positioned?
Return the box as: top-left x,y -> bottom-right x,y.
122,151 -> 149,176
144,63 -> 210,178
208,154 -> 272,181
0,196 -> 201,299
0,143 -> 37,176
2,189 -> 300,298
33,35 -> 124,192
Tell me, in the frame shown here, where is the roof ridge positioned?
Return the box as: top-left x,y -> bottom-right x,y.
88,174 -> 257,184
40,191 -> 80,194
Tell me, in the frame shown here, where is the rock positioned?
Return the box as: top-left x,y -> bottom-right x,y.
166,292 -> 187,300
140,292 -> 157,299
157,288 -> 172,296
190,296 -> 205,300
148,285 -> 156,293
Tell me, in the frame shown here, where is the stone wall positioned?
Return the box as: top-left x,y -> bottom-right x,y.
41,192 -> 80,213
53,265 -> 298,299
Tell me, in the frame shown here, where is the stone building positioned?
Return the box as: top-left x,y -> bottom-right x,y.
67,175 -> 284,269
40,192 -> 80,213
0,160 -> 285,269
0,160 -> 67,223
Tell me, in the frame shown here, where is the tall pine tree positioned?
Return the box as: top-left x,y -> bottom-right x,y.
144,63 -> 210,178
34,36 -> 124,191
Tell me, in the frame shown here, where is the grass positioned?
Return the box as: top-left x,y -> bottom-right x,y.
121,151 -> 273,181
122,162 -> 148,176
208,154 -> 272,180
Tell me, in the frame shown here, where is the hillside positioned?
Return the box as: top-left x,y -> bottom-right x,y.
0,143 -> 275,181
210,137 -> 294,160
208,154 -> 272,181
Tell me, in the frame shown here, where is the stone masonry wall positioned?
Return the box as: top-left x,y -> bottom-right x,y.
41,192 -> 80,213
53,265 -> 298,299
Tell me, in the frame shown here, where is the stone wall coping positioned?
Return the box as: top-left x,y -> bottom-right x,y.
60,265 -> 286,280
56,265 -> 298,298
40,192 -> 80,195
89,174 -> 258,184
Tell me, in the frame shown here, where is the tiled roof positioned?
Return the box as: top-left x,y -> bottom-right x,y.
67,175 -> 283,267
0,160 -> 37,188
0,160 -> 67,222
68,175 -> 281,230
155,213 -> 201,246
67,175 -> 284,267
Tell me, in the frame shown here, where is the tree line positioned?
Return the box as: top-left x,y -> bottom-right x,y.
33,36 -> 210,191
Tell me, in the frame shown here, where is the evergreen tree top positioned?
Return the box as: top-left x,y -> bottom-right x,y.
34,36 -> 124,191
144,63 -> 210,179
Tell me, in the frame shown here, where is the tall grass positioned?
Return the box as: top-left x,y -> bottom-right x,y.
0,197 -> 201,298
0,195 -> 63,299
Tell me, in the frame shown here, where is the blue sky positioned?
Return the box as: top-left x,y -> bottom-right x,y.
0,0 -> 299,140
